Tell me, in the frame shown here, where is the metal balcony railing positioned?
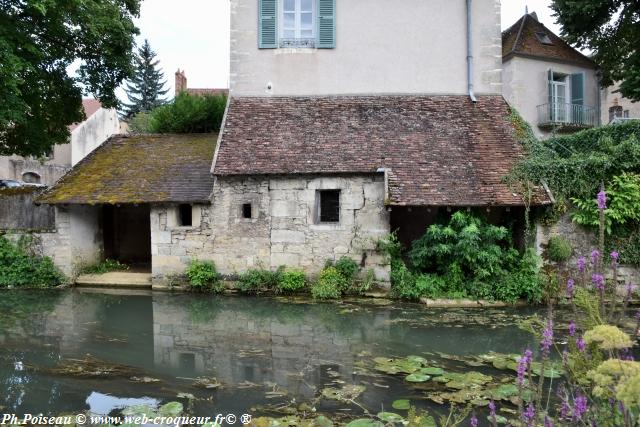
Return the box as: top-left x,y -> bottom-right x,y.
537,103 -> 598,130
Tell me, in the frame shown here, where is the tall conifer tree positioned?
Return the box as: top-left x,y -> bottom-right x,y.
122,39 -> 169,117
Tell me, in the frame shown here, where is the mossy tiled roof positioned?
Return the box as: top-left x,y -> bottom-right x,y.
38,134 -> 216,205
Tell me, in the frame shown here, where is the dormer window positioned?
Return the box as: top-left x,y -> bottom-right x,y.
281,0 -> 315,47
535,32 -> 553,45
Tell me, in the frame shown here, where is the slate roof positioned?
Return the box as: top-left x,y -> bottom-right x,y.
39,134 -> 216,205
502,13 -> 596,68
213,95 -> 551,206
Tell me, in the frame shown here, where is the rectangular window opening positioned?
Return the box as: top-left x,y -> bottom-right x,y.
317,190 -> 340,223
178,204 -> 193,226
242,203 -> 253,219
280,0 -> 316,48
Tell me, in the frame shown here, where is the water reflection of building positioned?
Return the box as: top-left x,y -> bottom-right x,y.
151,294 -> 392,399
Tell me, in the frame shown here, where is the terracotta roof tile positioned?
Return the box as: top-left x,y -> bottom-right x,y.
213,95 -> 550,206
502,14 -> 596,68
39,134 -> 216,205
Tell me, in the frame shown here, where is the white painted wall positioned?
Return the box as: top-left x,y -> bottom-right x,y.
502,56 -> 599,139
71,108 -> 120,165
230,0 -> 502,96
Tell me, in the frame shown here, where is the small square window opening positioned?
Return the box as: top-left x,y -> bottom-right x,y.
317,190 -> 340,223
242,203 -> 253,219
535,32 -> 553,45
178,204 -> 193,226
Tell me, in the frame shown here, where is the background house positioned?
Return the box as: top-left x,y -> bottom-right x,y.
502,12 -> 600,139
174,69 -> 228,98
0,99 -> 120,186
601,83 -> 640,124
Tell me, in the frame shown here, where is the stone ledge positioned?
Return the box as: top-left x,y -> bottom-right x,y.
419,298 -> 528,308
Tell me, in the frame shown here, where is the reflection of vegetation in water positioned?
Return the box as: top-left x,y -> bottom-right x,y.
0,290 -> 62,330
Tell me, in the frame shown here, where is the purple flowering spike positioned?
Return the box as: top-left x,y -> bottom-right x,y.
578,256 -> 586,272
592,273 -> 605,291
489,400 -> 496,417
544,416 -> 554,427
567,278 -> 575,298
576,336 -> 586,352
573,395 -> 588,421
470,414 -> 478,427
597,190 -> 607,210
569,320 -> 576,337
611,251 -> 619,261
591,250 -> 600,265
560,400 -> 570,419
523,404 -> 535,426
517,349 -> 533,385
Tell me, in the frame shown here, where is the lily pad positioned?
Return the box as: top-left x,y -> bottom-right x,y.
122,405 -> 156,417
487,415 -> 509,425
377,412 -> 405,423
421,367 -> 444,376
532,365 -> 564,378
345,420 -> 384,427
405,373 -> 431,382
407,355 -> 428,364
313,416 -> 334,427
391,399 -> 411,410
159,402 -> 183,417
321,384 -> 365,401
489,383 -> 519,400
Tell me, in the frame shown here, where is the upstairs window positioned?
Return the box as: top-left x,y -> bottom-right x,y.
535,32 -> 553,45
178,204 -> 193,227
242,203 -> 253,219
281,0 -> 315,47
316,190 -> 340,223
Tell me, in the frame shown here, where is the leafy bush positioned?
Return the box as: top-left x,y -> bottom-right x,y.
545,236 -> 572,262
81,259 -> 129,275
571,172 -> 640,234
138,93 -> 226,134
606,225 -> 640,266
185,259 -> 223,293
333,256 -> 360,283
237,267 -> 283,294
385,212 -> 542,302
278,270 -> 306,293
311,267 -> 345,299
0,236 -> 64,287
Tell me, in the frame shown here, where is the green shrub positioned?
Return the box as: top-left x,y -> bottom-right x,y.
311,267 -> 345,299
237,267 -> 283,294
385,212 -> 542,302
353,268 -> 376,295
0,236 -> 64,287
278,270 -> 306,293
146,92 -> 226,133
81,258 -> 129,275
606,224 -> 640,266
334,256 -> 360,283
545,236 -> 572,263
185,259 -> 223,293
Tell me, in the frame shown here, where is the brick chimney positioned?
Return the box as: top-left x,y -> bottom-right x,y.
175,69 -> 187,96
609,98 -> 623,123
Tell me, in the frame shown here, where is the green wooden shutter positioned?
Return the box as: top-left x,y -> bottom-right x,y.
571,73 -> 584,105
317,0 -> 335,48
259,0 -> 277,49
547,69 -> 553,104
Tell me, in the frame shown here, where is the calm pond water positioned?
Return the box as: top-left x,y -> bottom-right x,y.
0,290 -> 548,421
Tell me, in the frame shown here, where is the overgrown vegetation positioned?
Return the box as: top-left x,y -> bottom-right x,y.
128,92 -> 226,134
185,259 -> 223,293
278,270 -> 306,293
382,212 -> 542,303
0,235 -> 64,288
545,235 -> 572,263
510,121 -> 640,266
311,267 -> 345,299
237,267 -> 283,294
80,258 -> 129,275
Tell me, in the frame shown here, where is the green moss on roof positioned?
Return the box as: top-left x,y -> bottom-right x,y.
38,134 -> 217,205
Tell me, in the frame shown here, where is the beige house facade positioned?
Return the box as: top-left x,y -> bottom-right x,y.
601,82 -> 640,124
502,13 -> 600,139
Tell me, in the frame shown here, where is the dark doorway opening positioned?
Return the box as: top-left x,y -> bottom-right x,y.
103,205 -> 151,271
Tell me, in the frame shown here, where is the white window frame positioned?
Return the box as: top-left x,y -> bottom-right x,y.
280,0 -> 315,45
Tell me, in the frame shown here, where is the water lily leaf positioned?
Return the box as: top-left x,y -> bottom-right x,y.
159,401 -> 183,417
122,405 -> 157,417
374,364 -> 401,374
377,412 -> 405,423
321,384 -> 365,401
405,373 -> 430,382
313,416 -> 333,427
391,399 -> 410,410
374,357 -> 393,365
407,355 -> 428,364
177,392 -> 195,400
487,415 -> 509,425
532,365 -> 564,378
345,419 -> 384,427
489,383 -> 519,400
421,367 -> 444,376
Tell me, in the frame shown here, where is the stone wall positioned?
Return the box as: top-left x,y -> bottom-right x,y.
536,214 -> 640,284
151,204 -> 213,282
209,175 -> 390,280
150,175 -> 391,287
0,190 -> 55,230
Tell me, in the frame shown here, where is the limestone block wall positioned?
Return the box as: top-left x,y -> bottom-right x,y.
210,174 -> 391,281
151,204 -> 213,281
